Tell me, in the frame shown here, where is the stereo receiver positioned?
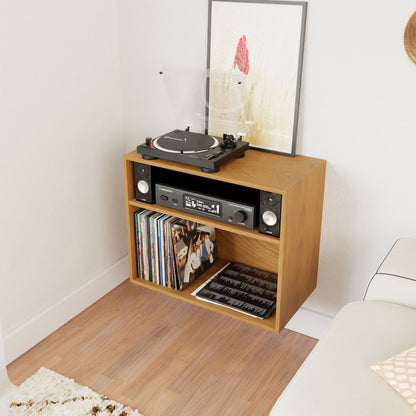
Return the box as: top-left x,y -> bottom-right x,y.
155,184 -> 257,229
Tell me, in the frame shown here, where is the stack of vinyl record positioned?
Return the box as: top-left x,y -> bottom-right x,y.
134,209 -> 218,290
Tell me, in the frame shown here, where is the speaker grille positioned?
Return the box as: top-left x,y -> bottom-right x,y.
134,162 -> 153,203
259,191 -> 282,238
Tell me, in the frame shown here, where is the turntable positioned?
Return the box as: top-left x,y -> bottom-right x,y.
136,129 -> 249,173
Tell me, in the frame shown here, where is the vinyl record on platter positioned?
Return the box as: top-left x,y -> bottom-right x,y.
153,131 -> 219,154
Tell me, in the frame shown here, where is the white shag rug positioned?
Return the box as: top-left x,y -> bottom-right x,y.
7,367 -> 144,416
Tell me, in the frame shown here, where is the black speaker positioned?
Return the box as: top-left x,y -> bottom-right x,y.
134,162 -> 154,203
259,191 -> 282,238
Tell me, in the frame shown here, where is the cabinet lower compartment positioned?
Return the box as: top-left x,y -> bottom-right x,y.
132,208 -> 278,330
130,258 -> 279,332
130,205 -> 280,332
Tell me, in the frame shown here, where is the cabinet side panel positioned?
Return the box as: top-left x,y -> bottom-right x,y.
216,229 -> 279,273
123,157 -> 137,281
278,162 -> 326,331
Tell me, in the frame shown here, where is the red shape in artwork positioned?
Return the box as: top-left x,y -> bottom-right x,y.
233,35 -> 249,75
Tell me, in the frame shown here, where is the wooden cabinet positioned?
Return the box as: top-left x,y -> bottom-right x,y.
123,149 -> 326,333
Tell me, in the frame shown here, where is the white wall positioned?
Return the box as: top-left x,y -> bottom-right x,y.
119,0 -> 416,336
2,0 -> 416,361
0,0 -> 127,362
119,0 -> 209,140
298,0 -> 416,319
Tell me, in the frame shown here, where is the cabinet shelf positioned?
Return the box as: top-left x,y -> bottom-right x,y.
127,198 -> 279,245
123,150 -> 326,333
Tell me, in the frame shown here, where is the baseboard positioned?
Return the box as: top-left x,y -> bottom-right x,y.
4,256 -> 129,365
285,306 -> 334,340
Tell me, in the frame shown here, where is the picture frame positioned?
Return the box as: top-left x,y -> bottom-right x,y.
206,0 -> 307,156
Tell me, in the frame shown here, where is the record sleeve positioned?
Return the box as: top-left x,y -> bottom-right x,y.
149,212 -> 161,284
158,214 -> 170,287
170,220 -> 218,290
192,262 -> 277,319
134,209 -> 146,280
142,210 -> 156,281
134,209 -> 218,291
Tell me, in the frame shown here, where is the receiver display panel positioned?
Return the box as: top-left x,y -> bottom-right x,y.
183,194 -> 222,217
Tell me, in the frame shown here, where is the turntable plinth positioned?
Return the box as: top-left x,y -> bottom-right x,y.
123,149 -> 326,333
136,130 -> 249,173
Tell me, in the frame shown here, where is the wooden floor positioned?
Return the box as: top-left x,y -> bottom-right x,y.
7,281 -> 317,416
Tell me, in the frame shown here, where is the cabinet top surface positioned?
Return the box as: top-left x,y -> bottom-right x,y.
124,149 -> 326,192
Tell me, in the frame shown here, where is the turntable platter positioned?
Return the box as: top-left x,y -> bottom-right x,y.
153,130 -> 219,154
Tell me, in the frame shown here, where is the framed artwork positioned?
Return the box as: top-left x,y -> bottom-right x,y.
206,0 -> 307,156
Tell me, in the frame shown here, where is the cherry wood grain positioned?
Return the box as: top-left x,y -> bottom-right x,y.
124,149 -> 325,193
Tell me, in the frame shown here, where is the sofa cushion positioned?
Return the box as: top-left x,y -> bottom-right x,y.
365,239 -> 416,309
365,274 -> 416,310
371,344 -> 416,412
377,238 -> 416,280
270,301 -> 416,416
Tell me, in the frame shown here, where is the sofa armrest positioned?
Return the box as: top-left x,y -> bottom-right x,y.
364,238 -> 416,309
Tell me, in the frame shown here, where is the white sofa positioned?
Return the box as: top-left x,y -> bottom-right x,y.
270,238 -> 416,416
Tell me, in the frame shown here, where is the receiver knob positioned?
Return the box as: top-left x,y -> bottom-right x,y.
233,210 -> 247,224
262,210 -> 278,226
137,179 -> 150,194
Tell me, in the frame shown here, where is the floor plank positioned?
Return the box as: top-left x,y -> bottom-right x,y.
7,280 -> 317,416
